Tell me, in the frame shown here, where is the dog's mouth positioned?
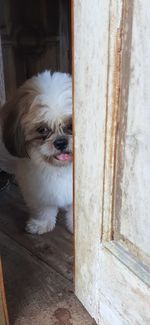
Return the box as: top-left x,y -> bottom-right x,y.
43,152 -> 72,165
54,152 -> 72,162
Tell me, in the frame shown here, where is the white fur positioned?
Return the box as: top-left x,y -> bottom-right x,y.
16,159 -> 72,234
0,71 -> 73,234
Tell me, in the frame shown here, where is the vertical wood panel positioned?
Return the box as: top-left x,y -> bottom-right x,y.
59,0 -> 70,72
100,1 -> 150,323
0,37 -> 5,106
73,0 -> 110,322
0,259 -> 9,325
115,0 -> 150,265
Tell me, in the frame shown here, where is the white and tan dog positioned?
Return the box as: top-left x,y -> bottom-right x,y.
0,71 -> 73,234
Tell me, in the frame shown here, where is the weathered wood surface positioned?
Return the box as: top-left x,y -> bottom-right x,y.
0,232 -> 93,325
0,184 -> 73,281
102,0 -> 150,323
0,0 -> 70,99
115,0 -> 150,266
59,0 -> 70,73
100,245 -> 150,325
0,37 -> 5,105
0,259 -> 9,325
73,0 -> 110,322
0,185 -> 93,324
74,0 -> 150,324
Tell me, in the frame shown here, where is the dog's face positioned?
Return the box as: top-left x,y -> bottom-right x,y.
1,71 -> 72,167
25,109 -> 73,167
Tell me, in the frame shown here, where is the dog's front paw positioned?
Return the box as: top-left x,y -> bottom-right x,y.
25,218 -> 56,235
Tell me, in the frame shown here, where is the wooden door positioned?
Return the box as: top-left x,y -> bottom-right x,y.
73,1 -> 150,324
0,36 -> 9,325
0,259 -> 9,325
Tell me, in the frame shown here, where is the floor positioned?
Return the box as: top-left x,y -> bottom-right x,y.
0,183 -> 94,325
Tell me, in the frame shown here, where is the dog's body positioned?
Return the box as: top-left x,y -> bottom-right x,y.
17,157 -> 73,234
0,71 -> 73,234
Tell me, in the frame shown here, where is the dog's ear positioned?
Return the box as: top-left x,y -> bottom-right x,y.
1,95 -> 28,158
1,78 -> 39,158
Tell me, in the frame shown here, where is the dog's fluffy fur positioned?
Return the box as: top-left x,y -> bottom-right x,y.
0,71 -> 73,234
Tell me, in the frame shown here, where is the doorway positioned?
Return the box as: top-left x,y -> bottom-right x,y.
0,1 -> 93,324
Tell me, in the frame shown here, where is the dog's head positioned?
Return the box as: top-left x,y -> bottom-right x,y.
1,71 -> 72,167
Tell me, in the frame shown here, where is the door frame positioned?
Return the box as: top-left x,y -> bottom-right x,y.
72,0 -> 113,321
0,259 -> 9,325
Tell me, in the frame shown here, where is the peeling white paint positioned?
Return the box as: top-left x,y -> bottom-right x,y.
74,0 -> 150,324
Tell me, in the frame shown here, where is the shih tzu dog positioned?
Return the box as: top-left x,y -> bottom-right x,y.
0,71 -> 73,234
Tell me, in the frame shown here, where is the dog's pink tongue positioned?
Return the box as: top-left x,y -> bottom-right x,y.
56,153 -> 71,161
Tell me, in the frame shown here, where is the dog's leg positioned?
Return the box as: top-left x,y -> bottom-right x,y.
65,205 -> 73,233
26,206 -> 58,234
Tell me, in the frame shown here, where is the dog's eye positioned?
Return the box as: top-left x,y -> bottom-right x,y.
64,122 -> 72,135
37,127 -> 50,136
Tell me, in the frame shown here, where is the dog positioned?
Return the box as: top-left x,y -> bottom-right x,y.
0,71 -> 73,234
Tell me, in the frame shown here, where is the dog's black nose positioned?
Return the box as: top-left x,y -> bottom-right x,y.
53,137 -> 68,151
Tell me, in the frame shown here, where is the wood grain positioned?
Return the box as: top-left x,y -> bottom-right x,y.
73,0 -> 150,323
0,259 -> 9,325
0,184 -> 73,281
0,0 -> 70,99
0,231 -> 93,325
115,0 -> 150,266
0,185 -> 93,324
59,0 -> 70,73
73,0 -> 110,322
0,37 -> 5,105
